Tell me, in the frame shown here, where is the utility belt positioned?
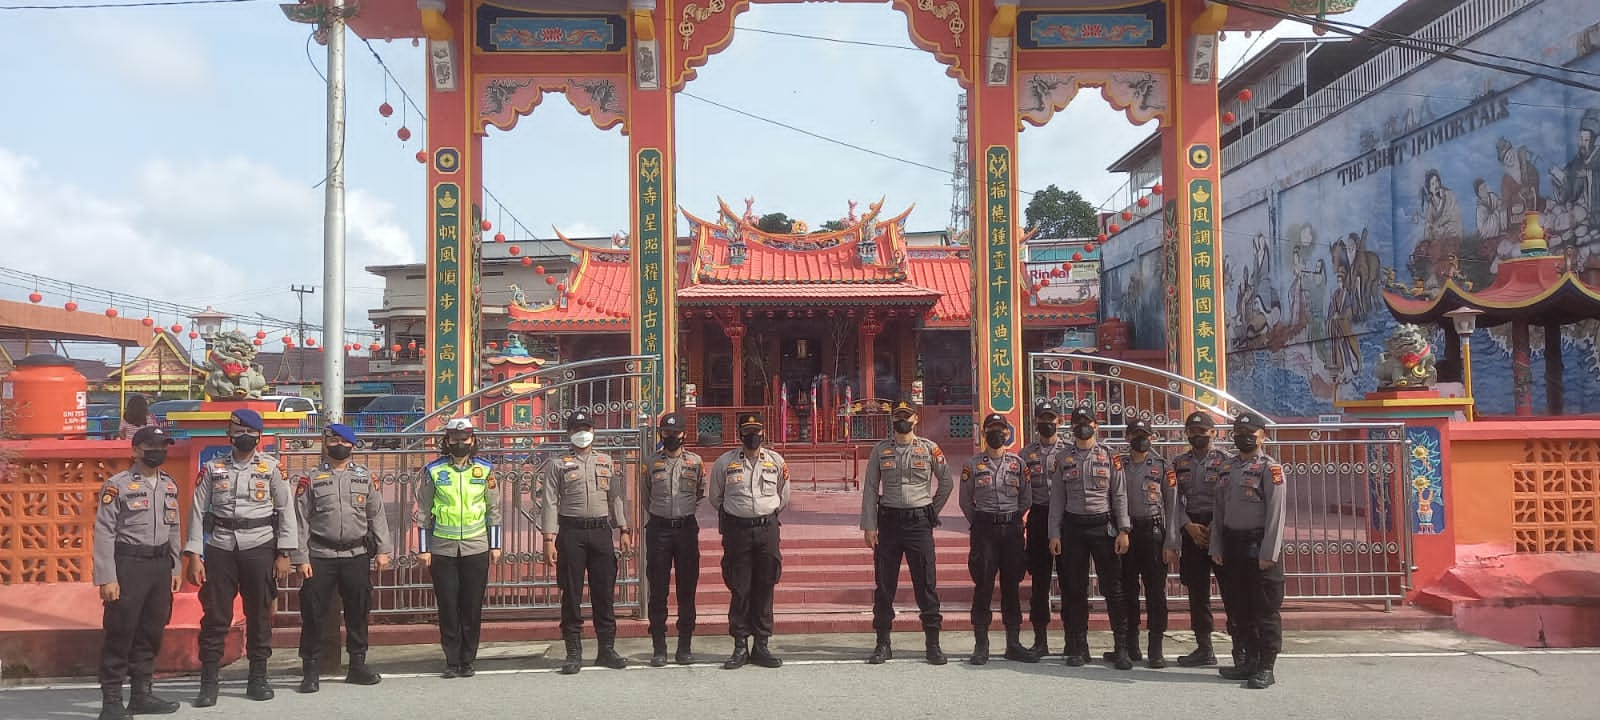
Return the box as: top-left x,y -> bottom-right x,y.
559,516 -> 613,530
1063,512 -> 1112,526
1187,512 -> 1214,525
973,510 -> 1022,526
114,542 -> 168,560
879,506 -> 932,524
1131,515 -> 1164,530
1031,502 -> 1051,511
723,513 -> 775,528
1222,527 -> 1265,542
311,534 -> 368,552
648,514 -> 698,529
208,514 -> 274,531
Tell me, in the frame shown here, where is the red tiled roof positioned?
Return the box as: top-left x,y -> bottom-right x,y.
677,283 -> 940,304
683,199 -> 914,285
907,252 -> 974,328
506,235 -> 633,330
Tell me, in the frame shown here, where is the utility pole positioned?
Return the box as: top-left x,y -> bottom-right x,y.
290,285 -> 316,381
322,0 -> 348,425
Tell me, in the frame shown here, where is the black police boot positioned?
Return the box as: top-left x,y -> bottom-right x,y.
1030,623 -> 1049,656
1231,643 -> 1248,668
345,653 -> 382,685
244,660 -> 274,701
723,636 -> 750,670
1064,633 -> 1087,667
650,633 -> 669,667
560,638 -> 583,675
193,663 -> 219,708
1220,646 -> 1257,681
675,633 -> 694,665
750,637 -> 783,668
441,664 -> 460,679
297,658 -> 320,694
1248,655 -> 1277,689
1146,634 -> 1167,669
459,662 -> 476,678
1109,636 -> 1134,671
99,685 -> 128,720
867,631 -> 892,664
969,628 -> 990,666
1004,627 -> 1039,663
1106,630 -> 1143,662
127,677 -> 178,715
924,629 -> 947,666
1177,637 -> 1217,667
596,636 -> 629,670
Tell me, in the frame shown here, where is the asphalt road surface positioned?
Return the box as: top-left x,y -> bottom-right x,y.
4,631 -> 1594,720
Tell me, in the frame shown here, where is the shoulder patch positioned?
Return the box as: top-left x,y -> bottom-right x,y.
1113,455 -> 1124,471
101,485 -> 119,504
1166,469 -> 1177,487
1270,464 -> 1285,485
930,445 -> 945,462
471,466 -> 487,478
487,473 -> 498,490
781,463 -> 790,481
961,464 -> 972,481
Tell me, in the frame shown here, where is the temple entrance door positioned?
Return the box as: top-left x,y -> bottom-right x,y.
779,329 -> 825,441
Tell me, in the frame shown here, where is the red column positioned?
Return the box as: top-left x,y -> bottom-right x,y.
1513,320 -> 1532,416
629,4 -> 678,414
860,313 -> 883,400
727,321 -> 747,407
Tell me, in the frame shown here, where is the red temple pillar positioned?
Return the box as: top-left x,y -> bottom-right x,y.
1513,320 -> 1532,416
860,313 -> 883,400
726,321 -> 747,407
630,2 -> 678,415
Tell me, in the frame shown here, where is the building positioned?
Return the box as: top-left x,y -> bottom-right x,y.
1102,0 -> 1600,417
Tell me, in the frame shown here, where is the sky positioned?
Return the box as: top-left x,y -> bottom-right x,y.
0,0 -> 1404,361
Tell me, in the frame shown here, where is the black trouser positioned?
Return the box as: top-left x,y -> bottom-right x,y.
872,508 -> 941,633
1179,512 -> 1233,647
100,552 -> 174,688
1025,503 -> 1055,628
298,554 -> 372,660
1221,528 -> 1285,666
198,544 -> 275,664
968,513 -> 1026,629
1057,513 -> 1127,639
557,523 -> 618,640
645,515 -> 700,638
1116,517 -> 1168,636
720,516 -> 782,640
431,551 -> 490,667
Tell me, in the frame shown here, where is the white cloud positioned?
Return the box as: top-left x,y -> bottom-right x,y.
65,18 -> 214,99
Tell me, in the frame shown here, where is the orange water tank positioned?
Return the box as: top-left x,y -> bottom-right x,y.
1,354 -> 89,438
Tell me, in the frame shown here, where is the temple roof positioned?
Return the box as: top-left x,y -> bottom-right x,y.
1384,254 -> 1600,327
684,198 -> 913,285
505,233 -> 638,330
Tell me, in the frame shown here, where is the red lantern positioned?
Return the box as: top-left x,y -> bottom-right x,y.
369,343 -> 380,352
415,150 -> 427,164
1061,262 -> 1071,271
1121,210 -> 1133,221
521,257 -> 532,266
255,330 -> 267,339
1238,88 -> 1254,103
480,219 -> 492,232
493,232 -> 505,243
557,283 -> 567,292
105,308 -> 118,318
487,341 -> 498,350
282,336 -> 292,344
306,338 -> 317,347
1096,233 -> 1107,243
1040,278 -> 1050,288
1152,182 -> 1163,195
1222,111 -> 1236,124
378,102 -> 393,118
142,317 -> 154,327
253,338 -> 263,346
534,265 -> 546,274
1109,223 -> 1121,234
397,126 -> 411,141
545,276 -> 556,286
1084,243 -> 1096,253
1063,262 -> 1073,272
27,292 -> 41,303
391,344 -> 402,353
508,246 -> 521,256
170,324 -> 183,333
418,347 -> 427,357
1072,251 -> 1083,262
407,341 -> 417,351
188,332 -> 199,340
317,345 -> 325,352
1137,196 -> 1150,208
64,301 -> 78,312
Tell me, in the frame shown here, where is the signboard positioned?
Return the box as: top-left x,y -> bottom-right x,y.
983,146 -> 1018,413
433,183 -> 464,407
1188,177 -> 1220,401
636,148 -> 667,414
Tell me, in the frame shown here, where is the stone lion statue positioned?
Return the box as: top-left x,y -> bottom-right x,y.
203,330 -> 268,400
1375,323 -> 1438,391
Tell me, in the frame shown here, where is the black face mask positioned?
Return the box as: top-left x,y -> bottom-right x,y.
230,434 -> 259,453
892,419 -> 914,435
984,430 -> 1008,449
446,442 -> 473,458
327,445 -> 353,461
1234,435 -> 1260,453
1072,424 -> 1096,440
1188,435 -> 1211,450
140,450 -> 167,468
661,435 -> 684,452
741,433 -> 763,451
1129,437 -> 1151,453
1035,423 -> 1057,438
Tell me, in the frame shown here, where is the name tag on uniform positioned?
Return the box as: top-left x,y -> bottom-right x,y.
127,498 -> 150,510
727,468 -> 746,484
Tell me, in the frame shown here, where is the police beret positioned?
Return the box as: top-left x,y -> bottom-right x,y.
567,412 -> 595,431
738,413 -> 763,430
1070,406 -> 1096,425
981,412 -> 1008,429
229,408 -> 264,431
1125,418 -> 1153,437
891,401 -> 919,418
1233,411 -> 1269,432
1033,400 -> 1060,419
659,412 -> 686,432
1184,411 -> 1217,429
324,423 -> 360,446
131,425 -> 175,447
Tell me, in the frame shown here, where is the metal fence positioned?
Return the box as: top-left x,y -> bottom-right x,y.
1030,353 -> 1411,607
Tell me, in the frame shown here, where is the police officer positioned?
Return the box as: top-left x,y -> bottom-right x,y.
416,418 -> 503,679
1021,400 -> 1067,655
292,423 -> 391,692
861,400 -> 953,666
640,411 -> 705,667
1211,412 -> 1287,689
94,426 -> 182,720
1171,411 -> 1237,668
1047,406 -> 1133,669
959,413 -> 1038,666
709,413 -> 789,670
1107,418 -> 1176,668
538,411 -> 630,675
184,408 -> 297,706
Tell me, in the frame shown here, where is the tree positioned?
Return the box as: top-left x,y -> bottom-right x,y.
816,220 -> 848,233
1023,184 -> 1098,240
757,212 -> 794,234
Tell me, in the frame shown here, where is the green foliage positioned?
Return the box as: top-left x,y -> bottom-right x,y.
1023,185 -> 1098,240
757,212 -> 794,234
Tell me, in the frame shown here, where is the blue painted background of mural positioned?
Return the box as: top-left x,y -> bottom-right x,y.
1405,425 -> 1445,535
1101,1 -> 1600,417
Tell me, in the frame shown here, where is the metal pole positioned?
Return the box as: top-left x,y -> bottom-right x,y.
321,0 -> 347,425
292,285 -> 316,381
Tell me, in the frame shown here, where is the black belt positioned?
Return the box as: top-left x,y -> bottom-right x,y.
974,511 -> 1021,525
649,514 -> 698,529
1131,516 -> 1164,528
880,506 -> 930,522
1223,527 -> 1265,541
724,513 -> 775,528
114,542 -> 167,560
1031,502 -> 1051,511
1064,512 -> 1111,525
311,534 -> 366,552
560,516 -> 612,530
211,515 -> 273,530
1188,512 -> 1214,524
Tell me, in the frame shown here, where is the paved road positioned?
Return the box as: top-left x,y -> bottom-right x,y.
4,631 -> 1595,719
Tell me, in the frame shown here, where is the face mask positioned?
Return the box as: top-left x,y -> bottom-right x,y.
1234,435 -> 1259,453
1072,424 -> 1096,441
1130,437 -> 1151,453
1188,435 -> 1211,450
570,431 -> 594,449
984,430 -> 1008,449
140,450 -> 167,468
1036,423 -> 1057,438
741,433 -> 763,451
230,434 -> 259,453
327,445 -> 353,461
446,442 -> 473,458
661,435 -> 684,452
892,419 -> 914,435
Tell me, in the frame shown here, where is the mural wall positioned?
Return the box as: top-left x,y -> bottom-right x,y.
1102,1 -> 1600,417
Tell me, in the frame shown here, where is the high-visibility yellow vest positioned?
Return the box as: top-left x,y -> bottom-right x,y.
426,458 -> 492,540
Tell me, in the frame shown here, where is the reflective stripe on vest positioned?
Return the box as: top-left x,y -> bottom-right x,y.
429,461 -> 489,540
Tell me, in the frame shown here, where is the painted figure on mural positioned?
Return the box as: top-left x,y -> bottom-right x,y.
1413,169 -> 1464,289
1473,178 -> 1517,274
1496,137 -> 1542,219
1325,250 -> 1364,386
1551,109 -> 1600,252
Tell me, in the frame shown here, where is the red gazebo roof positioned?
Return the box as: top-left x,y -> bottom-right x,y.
1384,254 -> 1600,327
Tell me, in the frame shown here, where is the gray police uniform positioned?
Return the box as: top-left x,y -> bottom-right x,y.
186,451 -> 297,665
959,451 -> 1031,630
1173,446 -> 1235,648
861,436 -> 953,633
95,469 -> 182,694
1114,452 -> 1176,648
292,461 -> 392,663
1046,444 -> 1131,658
1022,437 -> 1067,630
709,447 -> 790,641
538,449 -> 629,641
1212,454 -> 1288,674
641,449 -> 706,640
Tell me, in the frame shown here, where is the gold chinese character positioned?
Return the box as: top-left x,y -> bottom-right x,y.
437,344 -> 457,362
643,237 -> 661,251
439,246 -> 458,263
644,264 -> 660,280
992,300 -> 1009,318
643,310 -> 658,329
990,273 -> 1008,289
1193,251 -> 1212,268
1197,370 -> 1217,385
439,319 -> 456,334
1195,345 -> 1213,363
1196,320 -> 1214,338
995,323 -> 1009,339
1192,229 -> 1212,247
992,250 -> 1006,270
989,182 -> 1007,199
644,334 -> 659,352
642,186 -> 659,206
992,373 -> 1013,399
992,347 -> 1011,367
438,368 -> 455,384
1198,390 -> 1217,405
645,287 -> 659,306
1196,297 -> 1212,313
990,228 -> 1008,245
439,292 -> 456,310
990,204 -> 1007,222
1196,274 -> 1212,291
438,225 -> 458,241
440,269 -> 458,286
644,213 -> 658,232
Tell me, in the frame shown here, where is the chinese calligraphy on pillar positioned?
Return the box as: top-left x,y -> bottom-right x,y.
1162,202 -> 1181,377
1188,179 -> 1220,403
636,148 -> 667,413
433,183 -> 463,407
984,146 -> 1018,414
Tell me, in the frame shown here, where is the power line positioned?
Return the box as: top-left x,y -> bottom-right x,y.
0,0 -> 261,8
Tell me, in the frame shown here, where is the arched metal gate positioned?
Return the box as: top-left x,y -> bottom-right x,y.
1030,353 -> 1412,607
272,355 -> 657,621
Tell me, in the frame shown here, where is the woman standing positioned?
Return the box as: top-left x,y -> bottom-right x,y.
119,395 -> 151,440
414,418 -> 503,678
